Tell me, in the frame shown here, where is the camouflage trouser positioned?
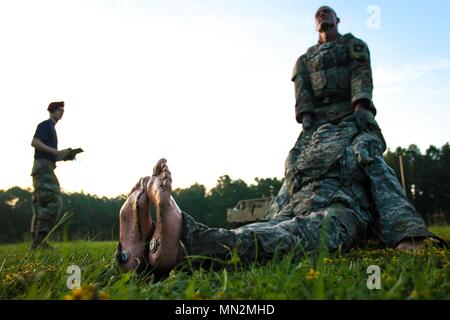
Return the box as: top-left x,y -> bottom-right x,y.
180,203 -> 369,268
285,110 -> 386,196
281,113 -> 437,246
361,147 -> 437,246
179,117 -> 441,268
30,159 -> 62,234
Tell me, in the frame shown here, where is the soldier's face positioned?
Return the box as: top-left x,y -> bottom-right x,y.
315,7 -> 339,32
53,107 -> 64,120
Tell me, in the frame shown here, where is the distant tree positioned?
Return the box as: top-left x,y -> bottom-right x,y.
60,192 -> 123,241
0,187 -> 33,242
438,143 -> 450,220
250,177 -> 283,198
206,175 -> 253,227
173,183 -> 208,224
383,143 -> 449,224
0,188 -> 123,243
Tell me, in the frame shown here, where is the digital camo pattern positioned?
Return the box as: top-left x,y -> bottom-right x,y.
292,33 -> 376,123
179,118 -> 438,268
30,159 -> 62,234
174,33 -> 443,268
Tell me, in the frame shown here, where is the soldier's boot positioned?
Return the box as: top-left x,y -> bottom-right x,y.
146,159 -> 184,276
396,237 -> 447,251
30,232 -> 38,250
396,238 -> 426,251
116,176 -> 155,274
30,231 -> 52,250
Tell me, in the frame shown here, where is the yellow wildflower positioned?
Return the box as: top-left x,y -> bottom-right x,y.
64,284 -> 109,300
306,268 -> 320,281
421,289 -> 431,299
434,249 -> 445,257
410,289 -> 431,299
98,292 -> 110,300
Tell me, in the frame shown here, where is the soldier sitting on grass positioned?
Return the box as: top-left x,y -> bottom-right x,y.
115,6 -> 446,276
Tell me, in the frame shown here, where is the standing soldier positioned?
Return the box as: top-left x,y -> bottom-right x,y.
30,101 -> 75,249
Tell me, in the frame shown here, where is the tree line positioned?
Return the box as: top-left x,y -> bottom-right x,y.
384,143 -> 449,225
0,176 -> 282,243
0,143 -> 448,243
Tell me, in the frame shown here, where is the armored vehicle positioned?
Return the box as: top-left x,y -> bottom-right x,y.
227,197 -> 274,225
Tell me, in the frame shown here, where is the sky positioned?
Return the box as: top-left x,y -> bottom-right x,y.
0,0 -> 449,197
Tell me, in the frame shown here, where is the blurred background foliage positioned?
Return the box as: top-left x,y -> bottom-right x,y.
0,143 -> 448,243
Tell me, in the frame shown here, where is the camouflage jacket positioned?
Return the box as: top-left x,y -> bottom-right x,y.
292,33 -> 376,123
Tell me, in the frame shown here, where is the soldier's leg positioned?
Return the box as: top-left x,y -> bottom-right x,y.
285,132 -> 303,194
117,158 -> 294,274
180,213 -> 285,269
145,159 -> 184,274
116,176 -> 155,273
181,203 -> 369,269
118,159 -> 370,274
32,190 -> 61,234
351,132 -> 443,248
265,180 -> 292,220
116,160 -> 186,275
285,129 -> 316,196
30,167 -> 61,248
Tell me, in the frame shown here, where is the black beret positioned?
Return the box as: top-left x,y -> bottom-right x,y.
48,101 -> 64,112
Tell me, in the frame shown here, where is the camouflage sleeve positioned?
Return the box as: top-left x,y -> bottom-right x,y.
349,38 -> 376,115
291,55 -> 315,123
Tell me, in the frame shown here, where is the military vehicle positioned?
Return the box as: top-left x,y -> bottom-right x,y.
227,197 -> 274,226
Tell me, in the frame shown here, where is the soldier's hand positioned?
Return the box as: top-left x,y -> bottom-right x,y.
64,152 -> 76,161
65,148 -> 77,161
301,113 -> 313,131
58,148 -> 74,161
353,109 -> 375,131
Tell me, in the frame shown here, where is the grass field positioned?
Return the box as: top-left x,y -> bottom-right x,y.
0,226 -> 449,300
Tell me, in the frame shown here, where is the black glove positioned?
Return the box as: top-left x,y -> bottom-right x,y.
353,110 -> 376,132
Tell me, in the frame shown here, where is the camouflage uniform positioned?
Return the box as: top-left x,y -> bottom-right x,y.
177,33 -> 442,267
30,158 -> 62,237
